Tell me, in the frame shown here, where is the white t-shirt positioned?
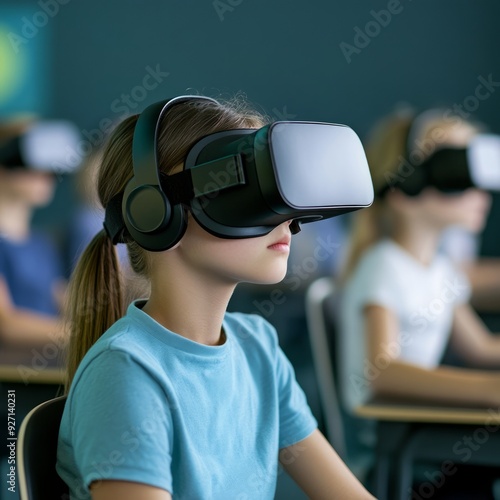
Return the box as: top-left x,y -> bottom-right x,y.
338,239 -> 471,412
440,226 -> 479,265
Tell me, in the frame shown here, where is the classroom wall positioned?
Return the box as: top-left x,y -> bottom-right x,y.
4,0 -> 499,134
4,0 -> 499,250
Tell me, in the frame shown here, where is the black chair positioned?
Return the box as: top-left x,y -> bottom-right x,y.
18,396 -> 69,500
304,276 -> 346,456
304,277 -> 375,482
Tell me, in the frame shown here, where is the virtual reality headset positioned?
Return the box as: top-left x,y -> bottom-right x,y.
417,134 -> 500,194
0,120 -> 82,174
104,95 -> 374,251
378,108 -> 500,197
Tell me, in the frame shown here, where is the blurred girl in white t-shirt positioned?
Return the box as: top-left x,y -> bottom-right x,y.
339,109 -> 500,413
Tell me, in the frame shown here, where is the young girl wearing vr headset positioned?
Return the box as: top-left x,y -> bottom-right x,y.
57,97 -> 374,500
339,109 -> 500,414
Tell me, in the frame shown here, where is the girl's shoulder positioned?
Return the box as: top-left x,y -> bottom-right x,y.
69,313 -> 167,388
71,318 -> 139,368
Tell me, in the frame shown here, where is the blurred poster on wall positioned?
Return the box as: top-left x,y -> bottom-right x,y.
0,6 -> 51,116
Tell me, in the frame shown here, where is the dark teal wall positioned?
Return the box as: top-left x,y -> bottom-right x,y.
32,0 -> 500,134
5,0 -> 500,251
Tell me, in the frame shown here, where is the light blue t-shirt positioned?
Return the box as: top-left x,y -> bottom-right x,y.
57,301 -> 317,499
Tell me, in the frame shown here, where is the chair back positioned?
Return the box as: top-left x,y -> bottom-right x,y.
305,276 -> 347,458
18,396 -> 69,500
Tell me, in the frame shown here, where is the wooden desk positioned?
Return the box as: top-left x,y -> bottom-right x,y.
356,397 -> 500,426
355,398 -> 500,500
0,343 -> 65,385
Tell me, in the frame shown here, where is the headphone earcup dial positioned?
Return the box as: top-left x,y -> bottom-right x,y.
126,185 -> 170,233
123,183 -> 188,251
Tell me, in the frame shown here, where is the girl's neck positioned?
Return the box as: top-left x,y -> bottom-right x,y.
390,218 -> 442,266
0,199 -> 32,241
143,272 -> 235,346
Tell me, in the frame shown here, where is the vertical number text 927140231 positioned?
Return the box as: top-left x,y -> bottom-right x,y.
7,390 -> 16,494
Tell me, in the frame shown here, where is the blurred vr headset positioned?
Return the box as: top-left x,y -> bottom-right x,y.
0,120 -> 82,173
104,95 -> 374,251
378,109 -> 500,197
411,135 -> 500,195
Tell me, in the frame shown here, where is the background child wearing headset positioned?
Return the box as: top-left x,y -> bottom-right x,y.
337,109 -> 500,497
339,109 -> 500,412
0,118 -> 66,345
57,97 -> 375,500
337,109 -> 500,462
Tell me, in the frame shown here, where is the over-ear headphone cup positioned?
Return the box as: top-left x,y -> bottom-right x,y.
126,185 -> 171,233
126,202 -> 187,252
119,96 -> 219,251
123,183 -> 188,251
147,204 -> 187,251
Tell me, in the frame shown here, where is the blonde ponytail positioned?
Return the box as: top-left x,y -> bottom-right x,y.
64,230 -> 124,391
340,114 -> 413,284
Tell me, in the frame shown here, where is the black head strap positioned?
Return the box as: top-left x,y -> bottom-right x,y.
103,154 -> 246,243
0,136 -> 24,168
